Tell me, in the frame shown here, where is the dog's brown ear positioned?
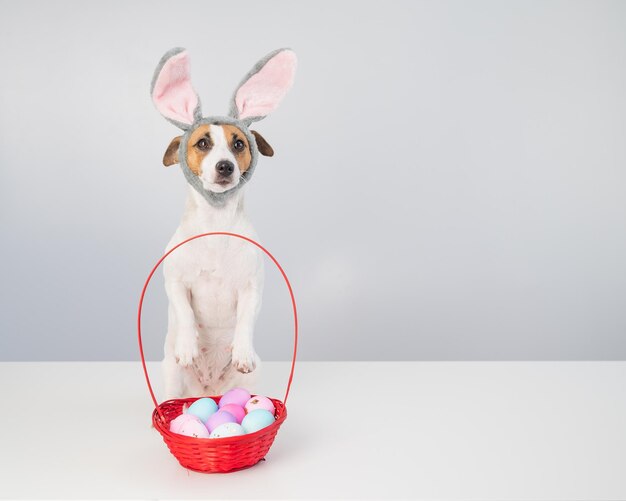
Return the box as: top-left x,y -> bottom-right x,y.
251,130 -> 274,157
163,136 -> 182,166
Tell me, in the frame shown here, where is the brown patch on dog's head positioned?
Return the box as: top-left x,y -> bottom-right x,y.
185,124 -> 213,175
222,124 -> 252,173
163,136 -> 182,166
251,130 -> 274,157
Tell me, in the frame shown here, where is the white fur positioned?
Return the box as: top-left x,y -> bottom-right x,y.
198,125 -> 241,193
162,125 -> 263,399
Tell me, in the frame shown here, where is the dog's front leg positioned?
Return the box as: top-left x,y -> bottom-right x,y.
165,280 -> 199,367
231,283 -> 261,374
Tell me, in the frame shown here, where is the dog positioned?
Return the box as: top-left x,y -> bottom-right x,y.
149,47 -> 297,399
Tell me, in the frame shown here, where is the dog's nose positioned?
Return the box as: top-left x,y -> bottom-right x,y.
216,160 -> 234,176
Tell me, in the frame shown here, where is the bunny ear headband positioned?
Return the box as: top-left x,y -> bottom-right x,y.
151,47 -> 297,206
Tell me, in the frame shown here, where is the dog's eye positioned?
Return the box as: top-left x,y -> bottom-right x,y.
196,138 -> 210,150
233,139 -> 245,152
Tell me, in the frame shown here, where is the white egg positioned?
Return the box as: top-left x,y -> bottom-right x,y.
209,422 -> 246,438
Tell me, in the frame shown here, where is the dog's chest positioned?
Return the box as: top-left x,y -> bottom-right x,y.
190,266 -> 239,329
166,234 -> 259,327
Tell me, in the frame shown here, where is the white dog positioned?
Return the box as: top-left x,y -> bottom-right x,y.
149,47 -> 297,399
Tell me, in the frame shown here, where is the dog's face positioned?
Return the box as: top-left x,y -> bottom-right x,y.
163,124 -> 273,193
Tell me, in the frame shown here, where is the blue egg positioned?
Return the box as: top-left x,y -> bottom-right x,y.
186,397 -> 218,423
241,409 -> 275,433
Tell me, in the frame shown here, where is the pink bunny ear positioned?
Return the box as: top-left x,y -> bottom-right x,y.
230,49 -> 297,122
151,48 -> 201,129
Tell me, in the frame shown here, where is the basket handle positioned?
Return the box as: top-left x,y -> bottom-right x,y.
137,232 -> 299,422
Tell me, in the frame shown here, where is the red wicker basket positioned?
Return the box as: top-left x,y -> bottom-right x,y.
137,232 -> 298,473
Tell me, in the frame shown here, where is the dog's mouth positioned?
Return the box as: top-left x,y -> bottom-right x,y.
203,177 -> 240,193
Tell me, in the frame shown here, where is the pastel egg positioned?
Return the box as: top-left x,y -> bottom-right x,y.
209,422 -> 246,439
205,410 -> 237,433
241,409 -> 275,433
219,403 -> 246,424
219,387 -> 251,408
169,413 -> 203,434
177,416 -> 210,438
244,395 -> 276,416
186,397 -> 218,423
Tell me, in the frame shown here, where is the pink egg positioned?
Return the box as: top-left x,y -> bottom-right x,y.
219,387 -> 251,408
219,403 -> 246,424
172,414 -> 210,438
205,410 -> 236,433
169,413 -> 203,434
244,395 -> 276,416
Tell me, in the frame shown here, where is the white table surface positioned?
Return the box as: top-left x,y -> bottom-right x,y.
0,361 -> 624,500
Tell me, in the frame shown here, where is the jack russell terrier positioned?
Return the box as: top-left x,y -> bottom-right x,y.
150,47 -> 297,399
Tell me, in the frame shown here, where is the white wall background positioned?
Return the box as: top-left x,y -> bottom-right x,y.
1,0 -> 625,361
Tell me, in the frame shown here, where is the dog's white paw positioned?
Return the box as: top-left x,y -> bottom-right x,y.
174,332 -> 199,367
231,343 -> 258,374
